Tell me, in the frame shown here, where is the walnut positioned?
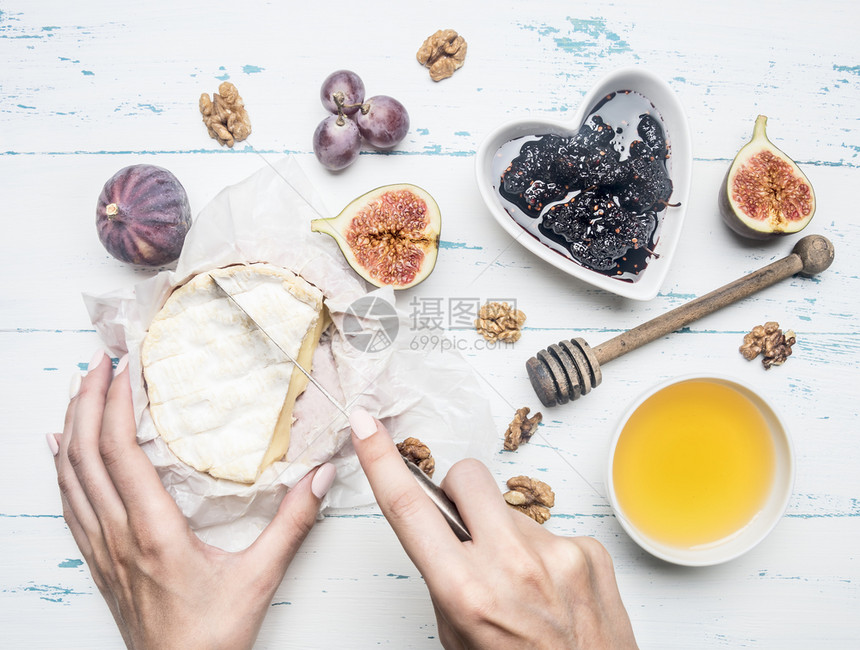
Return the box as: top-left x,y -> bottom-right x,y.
739,321 -> 796,369
396,437 -> 435,479
416,29 -> 467,82
199,82 -> 251,148
475,301 -> 526,343
503,476 -> 555,524
503,407 -> 542,451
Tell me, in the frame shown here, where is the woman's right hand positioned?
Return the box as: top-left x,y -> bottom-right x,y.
348,408 -> 638,649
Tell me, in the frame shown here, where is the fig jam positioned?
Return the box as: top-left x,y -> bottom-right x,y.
493,91 -> 674,281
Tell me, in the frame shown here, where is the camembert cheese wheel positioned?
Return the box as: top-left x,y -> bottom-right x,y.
141,263 -> 325,483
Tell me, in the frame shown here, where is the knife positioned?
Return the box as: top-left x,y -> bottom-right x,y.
209,273 -> 472,542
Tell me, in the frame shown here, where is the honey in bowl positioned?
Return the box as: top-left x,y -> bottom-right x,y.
612,378 -> 776,549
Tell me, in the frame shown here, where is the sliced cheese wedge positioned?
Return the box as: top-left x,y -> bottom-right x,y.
141,263 -> 324,483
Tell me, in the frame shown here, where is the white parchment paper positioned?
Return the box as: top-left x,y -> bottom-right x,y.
84,156 -> 496,551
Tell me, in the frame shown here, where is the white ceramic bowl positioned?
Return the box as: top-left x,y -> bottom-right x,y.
606,375 -> 794,566
475,67 -> 692,301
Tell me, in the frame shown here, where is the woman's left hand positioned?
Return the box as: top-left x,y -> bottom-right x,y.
49,351 -> 335,650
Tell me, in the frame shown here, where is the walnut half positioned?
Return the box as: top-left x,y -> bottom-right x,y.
503,406 -> 542,451
503,476 -> 555,524
475,301 -> 526,343
397,437 -> 435,478
416,29 -> 467,82
739,321 -> 796,369
199,82 -> 251,148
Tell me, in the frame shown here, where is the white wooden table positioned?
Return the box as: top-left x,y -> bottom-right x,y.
2,1 -> 858,647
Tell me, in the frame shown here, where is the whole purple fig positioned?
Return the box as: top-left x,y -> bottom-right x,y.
96,164 -> 192,266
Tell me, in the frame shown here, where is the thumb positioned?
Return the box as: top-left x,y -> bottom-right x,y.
242,463 -> 336,576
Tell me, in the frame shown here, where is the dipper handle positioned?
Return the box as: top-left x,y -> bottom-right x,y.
596,234 -> 833,363
526,234 -> 834,407
601,254 -> 782,361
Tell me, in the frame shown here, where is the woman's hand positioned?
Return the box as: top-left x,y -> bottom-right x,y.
49,351 -> 336,650
348,408 -> 638,650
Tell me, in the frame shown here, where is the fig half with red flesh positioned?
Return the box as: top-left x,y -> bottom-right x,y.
311,184 -> 441,290
720,115 -> 816,239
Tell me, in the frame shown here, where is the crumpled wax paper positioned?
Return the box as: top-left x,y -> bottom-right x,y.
83,156 -> 496,551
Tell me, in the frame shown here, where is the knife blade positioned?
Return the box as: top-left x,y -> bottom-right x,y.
210,273 -> 349,418
208,273 -> 472,542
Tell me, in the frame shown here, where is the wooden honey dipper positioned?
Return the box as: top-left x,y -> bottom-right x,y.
526,234 -> 835,407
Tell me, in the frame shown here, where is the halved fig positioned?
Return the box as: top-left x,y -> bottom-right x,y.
720,115 -> 816,239
311,183 -> 441,289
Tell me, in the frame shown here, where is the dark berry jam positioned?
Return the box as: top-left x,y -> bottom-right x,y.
493,91 -> 676,282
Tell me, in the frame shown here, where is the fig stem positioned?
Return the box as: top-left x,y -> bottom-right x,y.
753,114 -> 769,140
105,203 -> 119,219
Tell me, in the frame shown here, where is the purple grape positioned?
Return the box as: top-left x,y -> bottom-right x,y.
313,115 -> 361,171
320,70 -> 365,117
355,95 -> 409,149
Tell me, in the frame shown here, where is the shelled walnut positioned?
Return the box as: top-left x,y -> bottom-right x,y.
396,437 -> 435,478
199,82 -> 251,148
503,406 -> 542,451
416,29 -> 467,81
475,301 -> 527,343
739,321 -> 796,369
503,476 -> 555,524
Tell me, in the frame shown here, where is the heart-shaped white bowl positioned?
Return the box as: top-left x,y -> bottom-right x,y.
475,67 -> 692,301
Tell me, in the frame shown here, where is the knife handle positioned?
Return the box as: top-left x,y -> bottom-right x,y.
403,458 -> 472,542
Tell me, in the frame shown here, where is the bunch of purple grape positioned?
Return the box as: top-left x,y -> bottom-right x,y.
313,70 -> 410,171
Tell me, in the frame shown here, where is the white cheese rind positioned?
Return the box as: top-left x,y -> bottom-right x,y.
141,264 -> 323,483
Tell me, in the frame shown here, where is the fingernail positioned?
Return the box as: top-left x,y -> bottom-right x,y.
46,433 -> 60,457
88,349 -> 106,372
311,463 -> 337,499
115,354 -> 129,375
69,372 -> 82,400
349,407 -> 378,440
